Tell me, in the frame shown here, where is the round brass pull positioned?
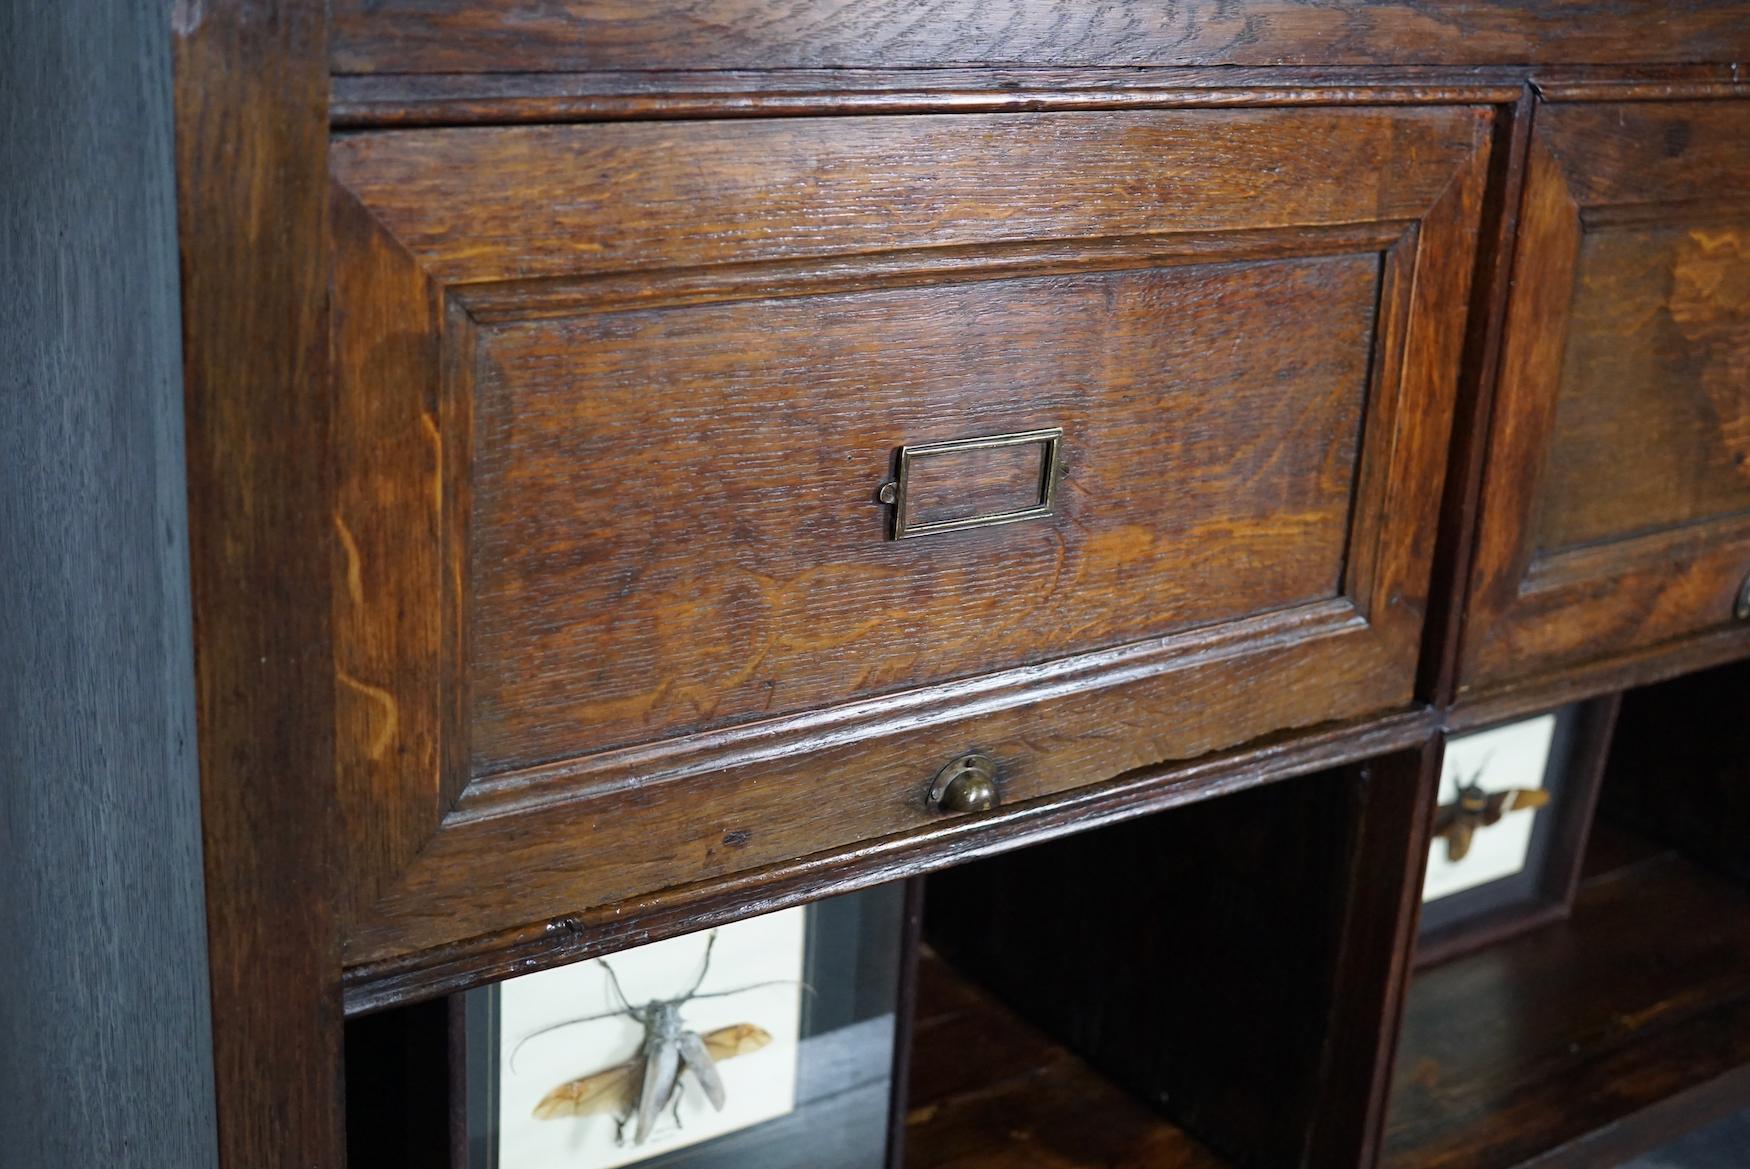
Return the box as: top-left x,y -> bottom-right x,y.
1736,572 -> 1750,622
927,752 -> 1000,814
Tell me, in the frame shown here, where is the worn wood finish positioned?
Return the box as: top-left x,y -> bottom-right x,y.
1600,660 -> 1750,885
923,749 -> 1436,1169
172,0 -> 347,1165
471,255 -> 1380,771
1419,89 -> 1536,706
328,0 -> 1750,76
343,709 -> 1437,1014
905,951 -> 1231,1169
1385,837 -> 1750,1169
328,104 -> 1489,977
330,67 -> 1527,127
1460,98 -> 1750,694
0,1 -> 217,1165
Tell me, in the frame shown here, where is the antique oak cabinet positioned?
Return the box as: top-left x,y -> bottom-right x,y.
166,2 -> 1750,1167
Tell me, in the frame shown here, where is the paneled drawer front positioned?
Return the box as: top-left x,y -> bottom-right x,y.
1461,99 -> 1750,693
330,107 -> 1490,964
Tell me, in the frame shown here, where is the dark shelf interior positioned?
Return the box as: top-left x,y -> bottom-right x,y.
1385,821 -> 1750,1169
904,950 -> 1229,1169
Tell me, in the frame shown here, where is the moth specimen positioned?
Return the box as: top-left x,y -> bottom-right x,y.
515,931 -> 786,1147
1433,762 -> 1551,862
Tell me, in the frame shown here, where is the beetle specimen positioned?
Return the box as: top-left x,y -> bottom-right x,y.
1433,761 -> 1551,863
514,931 -> 789,1146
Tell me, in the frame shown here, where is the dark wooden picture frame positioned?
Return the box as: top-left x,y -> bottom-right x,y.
1416,695 -> 1622,968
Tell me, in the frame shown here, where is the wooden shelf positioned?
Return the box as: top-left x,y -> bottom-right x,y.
1385,824 -> 1750,1169
904,951 -> 1229,1169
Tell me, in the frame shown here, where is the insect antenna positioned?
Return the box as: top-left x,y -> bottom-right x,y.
600,957 -> 636,1014
680,930 -> 719,1000
685,977 -> 818,1004
508,1004 -> 636,1074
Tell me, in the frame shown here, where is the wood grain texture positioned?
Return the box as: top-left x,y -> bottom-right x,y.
922,749 -> 1437,1169
1601,659 -> 1750,886
173,0 -> 347,1165
329,67 -> 1528,128
1536,221 -> 1750,553
1461,99 -> 1750,694
329,107 -> 1482,285
905,952 -> 1229,1169
468,256 -> 1379,771
342,709 -> 1438,1013
328,0 -> 1750,75
331,183 -> 450,925
1385,840 -> 1750,1169
0,2 -> 217,1166
328,103 -> 1490,979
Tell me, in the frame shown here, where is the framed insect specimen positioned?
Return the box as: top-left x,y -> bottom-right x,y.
1416,697 -> 1621,967
461,883 -> 911,1169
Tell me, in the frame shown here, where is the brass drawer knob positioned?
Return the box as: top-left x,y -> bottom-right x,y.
1736,572 -> 1750,622
927,752 -> 1000,814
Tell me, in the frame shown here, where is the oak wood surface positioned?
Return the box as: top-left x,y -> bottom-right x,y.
330,67 -> 1530,128
330,107 -> 1481,285
327,0 -> 1750,76
328,104 -> 1489,978
1536,220 -> 1750,553
173,0 -> 348,1165
467,256 -> 1379,772
923,749 -> 1438,1169
1385,838 -> 1750,1169
152,0 -> 1750,1162
342,709 -> 1438,1014
905,951 -> 1230,1169
1460,98 -> 1750,694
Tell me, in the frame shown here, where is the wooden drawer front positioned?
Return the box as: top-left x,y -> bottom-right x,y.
1461,100 -> 1750,693
470,259 -> 1377,773
330,107 -> 1489,965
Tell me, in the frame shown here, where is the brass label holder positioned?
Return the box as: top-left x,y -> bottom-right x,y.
878,426 -> 1064,540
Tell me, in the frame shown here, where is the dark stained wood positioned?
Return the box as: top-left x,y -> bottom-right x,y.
330,181 -> 450,926
1385,838 -> 1750,1169
327,0 -> 1750,76
883,879 -> 928,1169
1535,221 -> 1750,554
1534,79 -> 1750,102
330,107 -> 1483,285
172,1 -> 347,1166
1448,622 -> 1750,732
343,708 -> 1437,1014
1600,660 -> 1750,885
922,749 -> 1436,1169
469,256 -> 1379,770
1460,98 -> 1750,695
1312,746 -> 1445,1169
330,68 -> 1526,128
1419,91 -> 1535,706
0,1 -> 218,1165
327,104 -> 1490,979
905,952 -> 1231,1169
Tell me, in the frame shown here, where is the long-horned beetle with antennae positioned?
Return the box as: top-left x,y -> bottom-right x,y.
513,930 -> 797,1146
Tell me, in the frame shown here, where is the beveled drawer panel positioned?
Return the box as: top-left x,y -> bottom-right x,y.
1461,98 -> 1750,693
329,106 -> 1490,965
469,257 -> 1377,773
